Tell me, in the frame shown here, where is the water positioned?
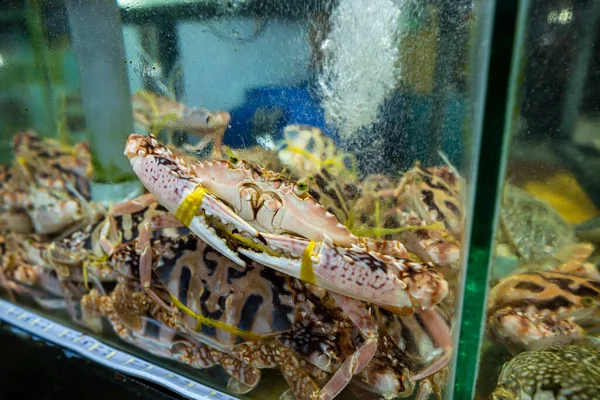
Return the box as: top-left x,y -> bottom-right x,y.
318,0 -> 402,138
474,1 -> 600,399
0,1 -> 491,399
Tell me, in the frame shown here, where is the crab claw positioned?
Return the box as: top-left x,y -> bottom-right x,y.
237,233 -> 448,311
125,134 -> 259,266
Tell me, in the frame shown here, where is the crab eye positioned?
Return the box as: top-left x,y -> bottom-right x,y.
582,296 -> 596,307
296,181 -> 308,193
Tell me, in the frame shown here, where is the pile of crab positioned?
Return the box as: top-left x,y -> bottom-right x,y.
0,100 -> 463,400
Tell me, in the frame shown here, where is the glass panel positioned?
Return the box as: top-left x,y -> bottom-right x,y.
0,0 -> 492,398
476,0 -> 600,398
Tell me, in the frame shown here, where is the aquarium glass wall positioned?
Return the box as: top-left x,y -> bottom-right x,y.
476,0 -> 600,398
0,0 -> 492,399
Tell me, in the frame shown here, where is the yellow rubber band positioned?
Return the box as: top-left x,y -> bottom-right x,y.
300,240 -> 317,285
283,145 -> 321,168
230,233 -> 280,257
169,294 -> 264,340
82,262 -> 90,291
16,157 -> 29,167
175,185 -> 210,227
81,255 -> 108,291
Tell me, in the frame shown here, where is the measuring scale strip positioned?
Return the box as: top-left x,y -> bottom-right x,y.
0,299 -> 237,400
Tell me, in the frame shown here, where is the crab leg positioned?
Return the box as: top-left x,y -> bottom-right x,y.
410,308 -> 452,381
124,208 -> 194,312
218,355 -> 261,395
59,280 -> 81,322
136,227 -> 172,312
98,217 -> 120,257
233,341 -> 320,400
237,233 -> 448,312
125,134 -> 260,267
109,193 -> 157,215
100,193 -> 188,257
319,293 -> 378,400
0,267 -> 16,303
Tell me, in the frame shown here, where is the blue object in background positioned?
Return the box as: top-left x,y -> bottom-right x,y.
224,81 -> 466,171
224,82 -> 335,148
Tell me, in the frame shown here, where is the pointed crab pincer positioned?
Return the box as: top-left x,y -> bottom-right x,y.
237,233 -> 449,312
124,134 -> 259,267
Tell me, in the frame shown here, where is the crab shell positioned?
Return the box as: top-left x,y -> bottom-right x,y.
82,285 -> 261,394
190,159 -> 358,247
27,187 -> 83,235
12,130 -> 92,199
125,134 -> 259,266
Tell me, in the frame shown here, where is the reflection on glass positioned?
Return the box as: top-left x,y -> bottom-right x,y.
478,1 -> 600,399
0,0 -> 491,398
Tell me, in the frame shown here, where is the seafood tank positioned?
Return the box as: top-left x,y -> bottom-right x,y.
471,0 -> 600,399
0,0 -> 493,399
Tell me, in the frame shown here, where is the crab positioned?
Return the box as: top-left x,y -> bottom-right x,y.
108,233 -> 358,400
486,270 -> 600,355
104,233 -> 338,399
132,90 -> 230,157
81,282 -> 262,394
1,131 -> 97,237
124,134 -> 449,317
0,233 -> 72,311
0,173 -> 33,234
497,184 -> 594,271
275,125 -> 357,181
492,345 -> 600,400
394,161 -> 463,240
316,164 -> 462,270
382,162 -> 463,271
107,231 -> 452,400
24,183 -> 101,237
45,192 -> 188,319
356,291 -> 455,400
11,130 -> 92,199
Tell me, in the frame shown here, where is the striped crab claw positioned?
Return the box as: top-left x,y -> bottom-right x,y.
236,232 -> 448,313
124,134 -> 260,266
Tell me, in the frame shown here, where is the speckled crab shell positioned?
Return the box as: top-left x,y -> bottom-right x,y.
395,162 -> 463,239
486,271 -> 600,353
492,345 -> 600,400
190,159 -> 358,247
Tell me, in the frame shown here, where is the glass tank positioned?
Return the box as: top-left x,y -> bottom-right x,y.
0,0 -> 492,399
472,0 -> 600,399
